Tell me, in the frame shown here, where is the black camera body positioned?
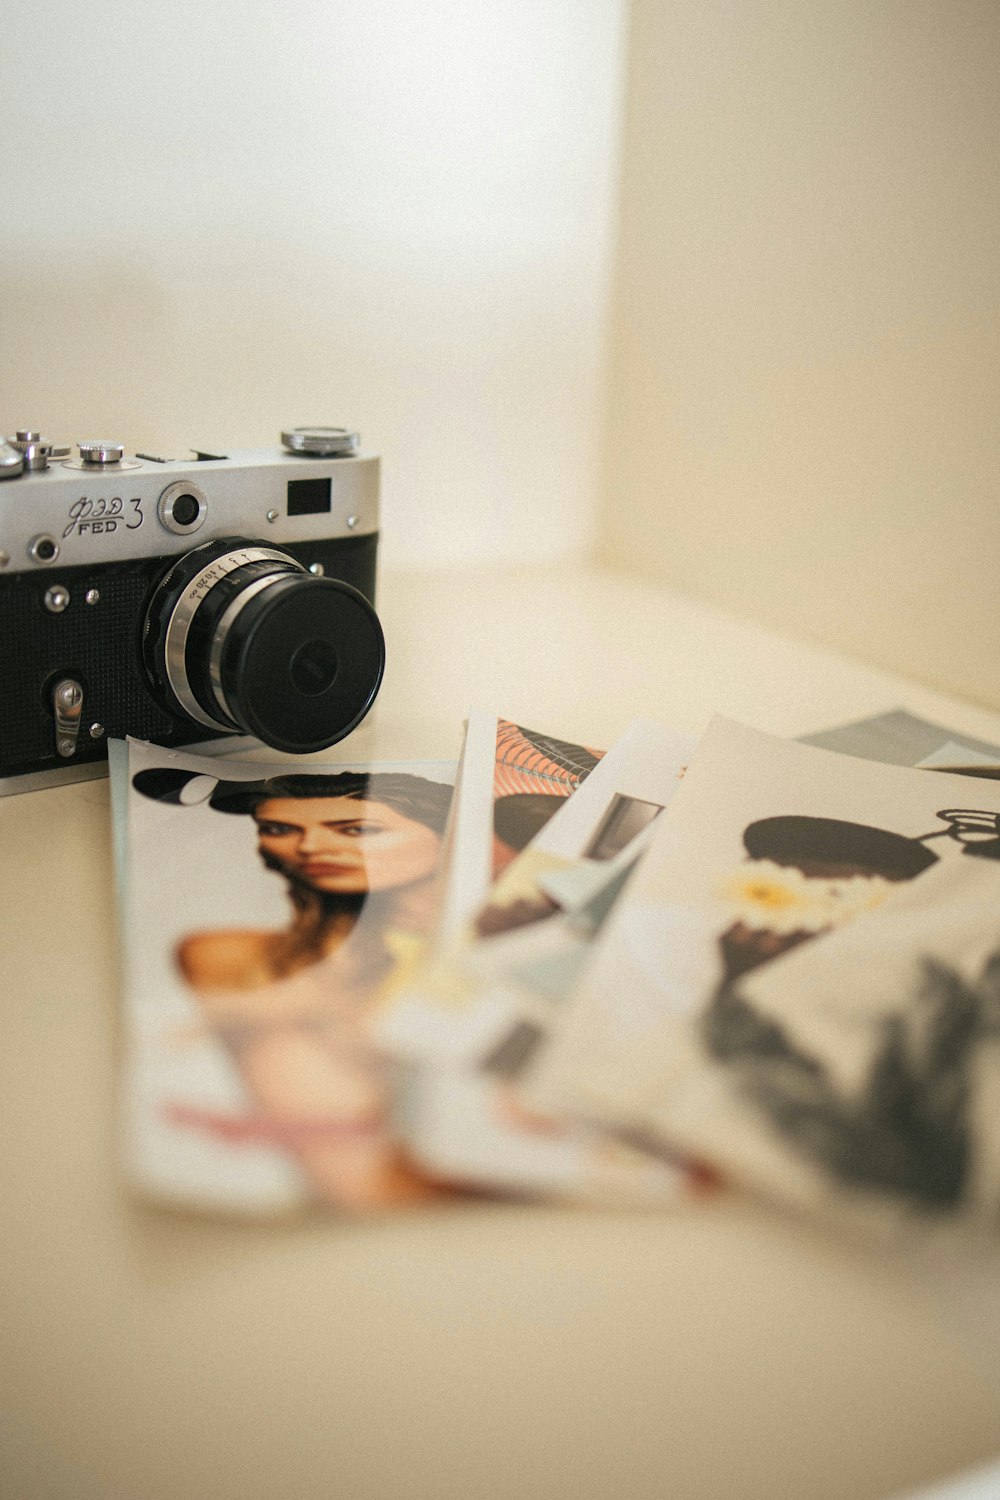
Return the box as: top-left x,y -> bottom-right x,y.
0,428 -> 384,793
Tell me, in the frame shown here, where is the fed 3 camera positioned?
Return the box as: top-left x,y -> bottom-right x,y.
0,427 -> 385,793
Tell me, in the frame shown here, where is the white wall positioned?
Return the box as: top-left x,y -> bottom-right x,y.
8,1 -> 997,711
0,0 -> 628,569
599,0 -> 1000,712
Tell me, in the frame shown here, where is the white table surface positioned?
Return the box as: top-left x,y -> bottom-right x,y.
4,562 -> 1000,1500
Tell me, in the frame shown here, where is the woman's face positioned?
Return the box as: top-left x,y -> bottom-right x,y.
254,796 -> 441,895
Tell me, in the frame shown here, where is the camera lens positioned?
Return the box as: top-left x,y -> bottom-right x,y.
142,537 -> 385,753
289,638 -> 339,696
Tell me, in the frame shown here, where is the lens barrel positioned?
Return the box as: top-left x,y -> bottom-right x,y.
143,538 -> 385,753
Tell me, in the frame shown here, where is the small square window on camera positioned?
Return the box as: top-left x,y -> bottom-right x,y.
287,477 -> 332,516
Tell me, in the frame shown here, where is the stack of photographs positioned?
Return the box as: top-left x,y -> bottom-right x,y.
112,707 -> 1000,1234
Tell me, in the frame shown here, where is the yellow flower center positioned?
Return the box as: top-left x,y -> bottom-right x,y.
742,879 -> 798,908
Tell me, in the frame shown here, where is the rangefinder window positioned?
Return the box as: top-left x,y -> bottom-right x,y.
287,476 -> 332,516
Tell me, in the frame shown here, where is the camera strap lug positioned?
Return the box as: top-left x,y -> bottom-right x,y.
51,678 -> 84,758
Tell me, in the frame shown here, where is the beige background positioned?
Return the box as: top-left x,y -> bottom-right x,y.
0,0 -> 627,572
3,1 -> 998,704
5,12 -> 1000,1492
599,0 -> 1000,710
4,563 -> 1000,1500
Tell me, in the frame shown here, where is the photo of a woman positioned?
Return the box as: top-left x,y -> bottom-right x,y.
178,772 -> 452,988
134,767 -> 454,1210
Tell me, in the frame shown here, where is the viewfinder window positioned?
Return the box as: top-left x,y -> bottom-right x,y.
287,477 -> 332,516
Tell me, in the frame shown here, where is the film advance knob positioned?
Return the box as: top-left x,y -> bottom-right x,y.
78,439 -> 125,465
13,432 -> 54,471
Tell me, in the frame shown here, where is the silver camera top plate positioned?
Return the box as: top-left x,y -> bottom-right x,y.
0,440 -> 379,576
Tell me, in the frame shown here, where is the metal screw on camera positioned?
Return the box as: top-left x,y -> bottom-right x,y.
44,585 -> 70,614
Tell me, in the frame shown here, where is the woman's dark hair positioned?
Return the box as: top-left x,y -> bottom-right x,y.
213,771 -> 453,834
743,816 -> 939,880
132,767 -> 453,833
493,793 -> 567,852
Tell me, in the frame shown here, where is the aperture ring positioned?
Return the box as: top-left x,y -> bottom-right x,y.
162,546 -> 299,732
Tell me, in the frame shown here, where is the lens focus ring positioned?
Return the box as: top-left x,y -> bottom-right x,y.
143,537 -> 385,752
153,544 -> 299,732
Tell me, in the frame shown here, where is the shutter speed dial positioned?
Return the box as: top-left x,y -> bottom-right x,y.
79,440 -> 124,465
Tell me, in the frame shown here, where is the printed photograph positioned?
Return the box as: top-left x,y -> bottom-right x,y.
120,742 -> 458,1213
706,853 -> 1000,1229
522,716 -> 1000,1233
377,719 -> 697,1202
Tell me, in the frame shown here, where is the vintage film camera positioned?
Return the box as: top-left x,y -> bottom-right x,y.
0,427 -> 384,793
